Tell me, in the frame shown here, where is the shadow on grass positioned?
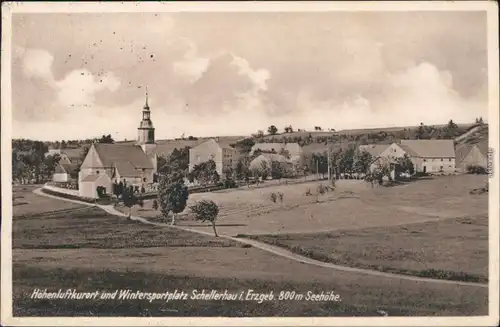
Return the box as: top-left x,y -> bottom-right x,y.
235,234 -> 487,284
12,264 -> 412,317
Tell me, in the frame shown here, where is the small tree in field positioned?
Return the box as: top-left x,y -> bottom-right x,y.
190,200 -> 220,237
152,199 -> 158,210
277,192 -> 284,206
316,184 -> 327,202
158,156 -> 190,225
269,192 -> 277,203
121,186 -> 139,218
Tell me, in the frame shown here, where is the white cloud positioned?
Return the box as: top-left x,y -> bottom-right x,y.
230,54 -> 271,91
22,48 -> 55,84
56,69 -> 121,108
172,39 -> 210,83
20,47 -> 121,109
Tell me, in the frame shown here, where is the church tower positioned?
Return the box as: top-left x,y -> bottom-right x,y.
137,88 -> 158,175
137,88 -> 155,145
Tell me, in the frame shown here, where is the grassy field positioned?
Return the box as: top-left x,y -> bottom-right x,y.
127,175 -> 488,237
13,206 -> 237,249
11,179 -> 489,316
239,214 -> 488,283
13,261 -> 487,317
13,185 -> 86,217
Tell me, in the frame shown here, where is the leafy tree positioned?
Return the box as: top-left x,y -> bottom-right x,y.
416,122 -> 426,140
270,160 -> 284,181
98,134 -> 114,144
121,186 -> 140,218
395,154 -> 415,176
270,192 -> 278,203
316,184 -> 327,202
152,199 -> 159,210
42,154 -> 61,180
158,156 -> 190,225
267,125 -> 278,135
284,125 -> 294,133
277,192 -> 284,206
189,200 -> 220,237
236,138 -> 255,154
260,161 -> 270,180
279,148 -> 291,159
354,150 -> 373,175
157,155 -> 167,173
191,160 -> 220,186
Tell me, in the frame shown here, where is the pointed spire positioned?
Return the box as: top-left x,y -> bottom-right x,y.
143,86 -> 150,110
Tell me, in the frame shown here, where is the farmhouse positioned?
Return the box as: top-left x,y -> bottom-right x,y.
189,138 -> 239,178
52,163 -> 79,183
249,153 -> 292,172
250,143 -> 303,162
365,139 -> 456,175
455,140 -> 488,172
45,148 -> 84,165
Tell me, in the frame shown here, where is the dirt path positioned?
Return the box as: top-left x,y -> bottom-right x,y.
32,188 -> 487,288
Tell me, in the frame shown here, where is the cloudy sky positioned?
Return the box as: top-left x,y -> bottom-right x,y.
11,11 -> 488,141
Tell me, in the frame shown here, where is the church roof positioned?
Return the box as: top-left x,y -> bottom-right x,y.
93,143 -> 153,169
114,161 -> 143,178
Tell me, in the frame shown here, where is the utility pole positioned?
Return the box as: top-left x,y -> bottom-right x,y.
316,157 -> 319,181
327,138 -> 331,181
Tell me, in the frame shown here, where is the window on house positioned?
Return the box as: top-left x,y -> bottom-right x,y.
96,170 -> 100,174
423,159 -> 426,162
441,158 -> 443,162
143,178 -> 146,182
449,158 -> 451,162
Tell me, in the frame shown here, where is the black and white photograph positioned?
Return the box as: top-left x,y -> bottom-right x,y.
1,1 -> 499,326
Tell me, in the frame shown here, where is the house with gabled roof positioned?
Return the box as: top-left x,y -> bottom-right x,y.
53,162 -> 80,182
364,139 -> 456,175
78,142 -> 155,198
250,142 -> 303,162
189,138 -> 238,178
455,140 -> 488,172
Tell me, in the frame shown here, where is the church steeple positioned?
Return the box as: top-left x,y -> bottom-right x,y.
143,86 -> 150,110
137,87 -> 155,145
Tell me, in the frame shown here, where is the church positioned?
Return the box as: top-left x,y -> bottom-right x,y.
78,93 -> 161,198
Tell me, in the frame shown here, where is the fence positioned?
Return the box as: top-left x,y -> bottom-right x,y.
43,183 -> 80,197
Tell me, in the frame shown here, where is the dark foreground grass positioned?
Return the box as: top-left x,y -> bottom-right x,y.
239,215 -> 488,283
13,206 -> 238,249
12,264 -> 487,317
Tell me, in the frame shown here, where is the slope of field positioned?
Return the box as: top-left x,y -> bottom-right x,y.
13,185 -> 85,217
13,206 -> 237,249
11,187 -> 488,316
242,214 -> 488,283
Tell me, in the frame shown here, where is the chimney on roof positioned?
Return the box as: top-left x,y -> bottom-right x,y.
215,137 -> 220,142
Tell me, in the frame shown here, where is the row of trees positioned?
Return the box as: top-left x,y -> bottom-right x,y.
12,139 -> 61,184
251,119 -> 480,147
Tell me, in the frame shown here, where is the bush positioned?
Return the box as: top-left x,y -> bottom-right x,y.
96,186 -> 106,198
152,199 -> 158,210
466,164 -> 487,175
224,179 -> 237,189
269,192 -> 277,203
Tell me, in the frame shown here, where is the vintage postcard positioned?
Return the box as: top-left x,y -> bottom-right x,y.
1,1 -> 499,326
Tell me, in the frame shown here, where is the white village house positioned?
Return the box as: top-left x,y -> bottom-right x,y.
188,138 -> 239,178
250,143 -> 303,162
364,139 -> 456,176
249,153 -> 293,172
